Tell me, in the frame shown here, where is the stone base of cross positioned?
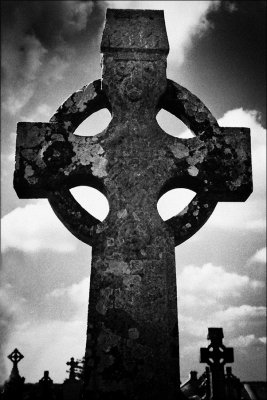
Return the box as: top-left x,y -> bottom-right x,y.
14,9 -> 252,400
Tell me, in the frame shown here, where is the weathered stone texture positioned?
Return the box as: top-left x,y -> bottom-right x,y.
14,8 -> 253,400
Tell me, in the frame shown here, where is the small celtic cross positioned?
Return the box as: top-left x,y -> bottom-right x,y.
8,348 -> 24,367
7,348 -> 24,381
200,328 -> 234,367
200,328 -> 234,400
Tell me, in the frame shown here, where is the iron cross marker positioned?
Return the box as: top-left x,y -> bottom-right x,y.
14,9 -> 252,400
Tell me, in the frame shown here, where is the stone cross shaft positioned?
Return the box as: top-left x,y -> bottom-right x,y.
14,9 -> 252,400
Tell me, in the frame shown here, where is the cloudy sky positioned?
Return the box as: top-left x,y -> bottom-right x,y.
1,0 -> 266,385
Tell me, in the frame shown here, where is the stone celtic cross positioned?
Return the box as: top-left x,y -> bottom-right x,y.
14,9 -> 252,400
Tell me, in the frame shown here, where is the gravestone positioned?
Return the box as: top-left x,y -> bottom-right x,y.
200,328 -> 234,400
2,349 -> 25,400
38,370 -> 55,400
225,367 -> 242,400
63,357 -> 82,400
66,357 -> 78,382
14,8 -> 252,400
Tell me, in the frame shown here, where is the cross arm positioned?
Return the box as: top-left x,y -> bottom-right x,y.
13,80 -> 111,246
14,121 -> 108,199
202,127 -> 252,201
200,346 -> 234,366
14,122 -> 70,198
159,79 -> 252,202
163,126 -> 252,246
167,126 -> 252,202
158,79 -> 252,246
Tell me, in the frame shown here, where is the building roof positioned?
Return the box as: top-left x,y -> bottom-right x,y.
241,381 -> 267,400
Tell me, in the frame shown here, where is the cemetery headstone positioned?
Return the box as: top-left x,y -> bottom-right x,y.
38,370 -> 55,400
63,358 -> 82,400
200,328 -> 234,400
2,349 -> 25,400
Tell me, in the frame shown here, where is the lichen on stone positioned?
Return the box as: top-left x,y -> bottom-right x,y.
187,165 -> 199,176
170,142 -> 189,159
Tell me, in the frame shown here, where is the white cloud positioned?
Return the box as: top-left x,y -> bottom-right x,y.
212,305 -> 266,335
62,1 -> 94,33
42,55 -> 70,83
229,334 -> 265,348
3,86 -> 36,117
1,188 -> 109,254
3,318 -> 86,383
2,33 -> 47,115
249,247 -> 266,264
0,285 -> 27,383
214,304 -> 266,323
177,263 -> 265,340
178,263 -> 263,301
259,337 -> 266,345
1,200 -> 77,253
179,304 -> 266,340
1,277 -> 90,383
49,277 -> 90,312
21,104 -> 52,122
1,1 -> 94,115
0,284 -> 26,318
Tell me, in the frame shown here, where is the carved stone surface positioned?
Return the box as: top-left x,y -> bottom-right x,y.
101,9 -> 169,54
14,9 -> 252,400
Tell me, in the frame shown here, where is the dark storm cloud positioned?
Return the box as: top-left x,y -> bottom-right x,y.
1,1 -> 107,114
1,0 -> 106,49
179,0 -> 266,126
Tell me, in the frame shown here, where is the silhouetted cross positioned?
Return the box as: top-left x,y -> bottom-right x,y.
200,328 -> 234,400
200,328 -> 234,367
66,357 -> 78,381
7,348 -> 24,381
8,348 -> 24,366
14,9 -> 252,400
